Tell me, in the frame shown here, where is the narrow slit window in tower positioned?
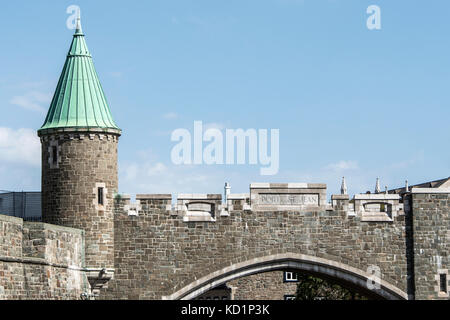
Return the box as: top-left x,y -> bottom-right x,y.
98,187 -> 104,206
440,274 -> 447,293
52,146 -> 57,165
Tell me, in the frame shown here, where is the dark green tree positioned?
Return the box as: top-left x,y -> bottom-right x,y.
295,274 -> 367,300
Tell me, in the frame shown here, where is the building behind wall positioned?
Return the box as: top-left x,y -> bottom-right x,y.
0,191 -> 41,221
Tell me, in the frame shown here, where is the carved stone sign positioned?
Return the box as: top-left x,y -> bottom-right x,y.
258,194 -> 319,206
249,183 -> 327,210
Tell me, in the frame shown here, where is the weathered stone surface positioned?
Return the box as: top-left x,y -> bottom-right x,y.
0,214 -> 88,299
229,271 -> 297,300
195,271 -> 298,300
41,133 -> 118,270
412,193 -> 450,300
101,196 -> 410,300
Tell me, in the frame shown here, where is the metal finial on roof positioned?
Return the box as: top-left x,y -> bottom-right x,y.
224,182 -> 231,203
340,177 -> 347,195
375,178 -> 381,194
75,10 -> 83,34
405,180 -> 409,192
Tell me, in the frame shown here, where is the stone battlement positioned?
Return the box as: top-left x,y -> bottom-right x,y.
113,182 -> 410,224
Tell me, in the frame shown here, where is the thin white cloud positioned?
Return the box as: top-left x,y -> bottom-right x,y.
119,159 -> 224,196
389,150 -> 424,169
123,163 -> 139,181
324,160 -> 359,172
9,91 -> 51,113
146,162 -> 167,176
163,112 -> 178,120
0,127 -> 41,167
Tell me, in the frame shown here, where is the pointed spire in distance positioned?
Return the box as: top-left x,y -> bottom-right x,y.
375,178 -> 381,194
340,177 -> 347,195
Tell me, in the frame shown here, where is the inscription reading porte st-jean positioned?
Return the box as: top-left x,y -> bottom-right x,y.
259,193 -> 319,206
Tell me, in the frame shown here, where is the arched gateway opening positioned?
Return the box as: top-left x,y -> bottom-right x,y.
163,253 -> 408,300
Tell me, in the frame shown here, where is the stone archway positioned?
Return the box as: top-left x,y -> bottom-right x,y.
163,253 -> 408,300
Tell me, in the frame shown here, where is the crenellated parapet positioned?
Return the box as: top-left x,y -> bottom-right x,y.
112,182 -> 410,225
38,130 -> 120,143
176,194 -> 222,222
353,193 -> 403,222
331,194 -> 351,217
225,193 -> 250,213
114,194 -> 172,217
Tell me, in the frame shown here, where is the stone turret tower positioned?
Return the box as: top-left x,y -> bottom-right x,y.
37,16 -> 121,294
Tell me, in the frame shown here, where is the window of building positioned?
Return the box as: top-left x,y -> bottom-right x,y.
284,271 -> 299,282
436,270 -> 448,298
52,146 -> 57,165
284,295 -> 296,300
440,273 -> 447,294
98,187 -> 104,205
93,183 -> 107,211
48,140 -> 60,169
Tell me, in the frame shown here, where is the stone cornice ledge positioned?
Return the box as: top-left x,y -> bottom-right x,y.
0,255 -> 83,271
37,127 -> 121,137
411,188 -> 450,194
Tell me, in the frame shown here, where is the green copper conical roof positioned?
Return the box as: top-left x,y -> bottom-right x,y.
38,17 -> 121,136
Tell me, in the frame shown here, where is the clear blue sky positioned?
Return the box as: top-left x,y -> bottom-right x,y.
0,0 -> 449,197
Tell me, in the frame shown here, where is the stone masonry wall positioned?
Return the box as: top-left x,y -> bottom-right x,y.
102,196 -> 408,299
412,192 -> 450,300
229,271 -> 297,300
41,133 -> 118,269
195,271 -> 297,300
0,214 -> 88,299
